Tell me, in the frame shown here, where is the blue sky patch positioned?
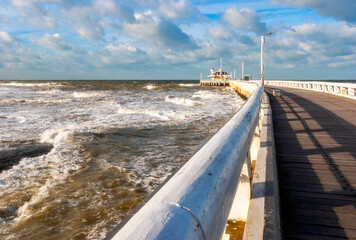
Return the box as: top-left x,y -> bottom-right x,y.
0,0 -> 355,80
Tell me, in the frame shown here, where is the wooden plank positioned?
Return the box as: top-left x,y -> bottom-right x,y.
278,162 -> 356,172
278,181 -> 345,192
284,233 -> 348,240
285,201 -> 356,214
277,170 -> 356,181
278,156 -> 356,166
284,208 -> 356,224
281,192 -> 355,207
282,223 -> 356,238
285,215 -> 356,231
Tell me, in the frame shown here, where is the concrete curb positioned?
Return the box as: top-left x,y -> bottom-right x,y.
243,92 -> 281,240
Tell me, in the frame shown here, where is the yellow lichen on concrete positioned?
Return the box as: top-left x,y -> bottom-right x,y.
223,220 -> 246,240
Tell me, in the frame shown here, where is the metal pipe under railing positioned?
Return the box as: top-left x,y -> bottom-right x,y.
106,84 -> 264,240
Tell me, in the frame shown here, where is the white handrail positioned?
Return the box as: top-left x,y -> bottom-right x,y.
266,80 -> 356,99
107,84 -> 264,240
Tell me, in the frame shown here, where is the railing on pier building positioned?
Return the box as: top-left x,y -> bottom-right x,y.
266,80 -> 356,99
106,80 -> 280,240
200,79 -> 229,86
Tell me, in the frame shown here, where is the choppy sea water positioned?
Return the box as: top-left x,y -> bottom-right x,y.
0,80 -> 244,239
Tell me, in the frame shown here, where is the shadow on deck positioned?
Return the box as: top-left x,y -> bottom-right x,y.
266,86 -> 356,239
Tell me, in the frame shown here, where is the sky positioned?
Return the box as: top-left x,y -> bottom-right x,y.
0,0 -> 356,80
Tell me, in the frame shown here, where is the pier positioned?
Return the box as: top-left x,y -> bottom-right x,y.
265,84 -> 356,239
106,80 -> 356,240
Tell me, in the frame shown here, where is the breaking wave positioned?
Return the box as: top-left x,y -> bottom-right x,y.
145,84 -> 156,90
0,82 -> 58,87
72,91 -> 105,98
178,83 -> 199,87
165,96 -> 203,106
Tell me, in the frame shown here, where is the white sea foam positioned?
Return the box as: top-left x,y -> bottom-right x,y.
7,115 -> 27,123
1,129 -> 80,193
145,84 -> 156,90
38,89 -> 62,94
0,128 -> 88,227
72,91 -> 104,98
192,90 -> 217,99
165,96 -> 203,106
0,98 -> 72,104
178,83 -> 199,87
0,82 -> 57,87
14,182 -> 52,223
40,128 -> 70,145
117,106 -> 171,121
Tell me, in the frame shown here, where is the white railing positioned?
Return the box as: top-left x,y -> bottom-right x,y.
106,83 -> 265,240
200,79 -> 229,86
266,80 -> 356,99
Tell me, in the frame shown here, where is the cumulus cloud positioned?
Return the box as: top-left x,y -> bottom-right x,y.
206,27 -> 255,45
65,6 -> 105,41
10,0 -> 63,16
268,22 -> 356,72
0,31 -> 15,43
9,0 -> 62,29
123,12 -> 197,49
158,0 -> 199,19
196,43 -> 230,59
0,40 -> 42,74
94,0 -> 118,16
94,0 -> 135,23
117,6 -> 136,23
27,16 -> 57,29
31,33 -> 72,51
102,43 -> 147,65
292,23 -> 356,46
63,1 -> 137,41
127,0 -> 200,19
272,0 -> 356,23
0,31 -> 17,48
207,27 -> 234,40
222,7 -> 267,35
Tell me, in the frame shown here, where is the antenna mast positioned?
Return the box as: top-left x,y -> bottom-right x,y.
220,58 -> 222,81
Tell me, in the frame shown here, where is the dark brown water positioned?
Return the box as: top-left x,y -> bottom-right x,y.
0,80 -> 244,239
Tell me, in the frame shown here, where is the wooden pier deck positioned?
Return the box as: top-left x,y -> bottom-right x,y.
266,86 -> 356,239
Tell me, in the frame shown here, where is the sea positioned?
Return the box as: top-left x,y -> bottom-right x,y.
0,80 -> 245,239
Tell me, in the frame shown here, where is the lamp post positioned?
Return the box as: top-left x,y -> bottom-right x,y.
261,30 -> 276,85
242,60 -> 248,80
